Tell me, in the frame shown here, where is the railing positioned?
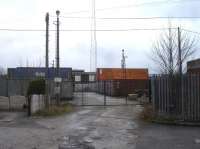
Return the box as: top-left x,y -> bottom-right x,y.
151,74 -> 200,121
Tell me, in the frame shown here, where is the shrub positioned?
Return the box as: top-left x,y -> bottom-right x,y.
27,79 -> 45,96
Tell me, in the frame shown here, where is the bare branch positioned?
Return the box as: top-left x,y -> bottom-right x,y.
150,27 -> 197,74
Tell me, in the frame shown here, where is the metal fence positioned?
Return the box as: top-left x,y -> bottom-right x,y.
151,74 -> 200,122
0,77 -> 73,111
0,77 -> 73,98
72,80 -> 148,106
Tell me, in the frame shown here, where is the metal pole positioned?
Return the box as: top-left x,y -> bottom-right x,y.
178,27 -> 184,120
56,10 -> 60,77
45,13 -> 49,70
45,12 -> 49,108
104,81 -> 106,106
82,83 -> 84,106
56,10 -> 60,105
178,27 -> 182,75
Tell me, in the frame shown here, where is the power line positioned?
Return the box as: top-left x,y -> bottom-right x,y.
62,0 -> 200,15
0,27 -> 177,32
50,16 -> 200,20
96,17 -> 200,20
0,28 -> 45,32
96,0 -> 200,11
182,28 -> 200,35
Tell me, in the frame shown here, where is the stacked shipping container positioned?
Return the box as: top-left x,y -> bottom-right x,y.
96,68 -> 148,80
96,68 -> 149,96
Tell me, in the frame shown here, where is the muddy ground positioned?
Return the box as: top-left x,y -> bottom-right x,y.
0,105 -> 142,149
0,94 -> 200,149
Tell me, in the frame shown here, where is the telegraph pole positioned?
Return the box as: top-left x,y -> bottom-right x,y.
121,49 -> 127,79
45,12 -> 49,74
45,12 -> 49,108
178,27 -> 182,75
90,0 -> 97,72
121,49 -> 126,69
55,10 -> 61,105
56,10 -> 60,76
178,27 -> 184,120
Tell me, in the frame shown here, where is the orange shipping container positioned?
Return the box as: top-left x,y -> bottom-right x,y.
96,68 -> 148,80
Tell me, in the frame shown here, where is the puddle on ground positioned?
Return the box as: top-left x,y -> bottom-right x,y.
78,110 -> 92,115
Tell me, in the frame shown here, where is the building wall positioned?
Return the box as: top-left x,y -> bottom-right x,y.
72,70 -> 96,83
0,96 -> 26,111
8,67 -> 72,80
187,59 -> 200,74
30,95 -> 45,114
0,77 -> 7,96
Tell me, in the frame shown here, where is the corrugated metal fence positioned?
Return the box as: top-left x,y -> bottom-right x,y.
151,74 -> 200,122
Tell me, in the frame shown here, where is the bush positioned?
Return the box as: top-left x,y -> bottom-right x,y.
27,79 -> 45,96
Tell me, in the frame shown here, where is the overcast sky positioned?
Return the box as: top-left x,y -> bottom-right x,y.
0,0 -> 200,73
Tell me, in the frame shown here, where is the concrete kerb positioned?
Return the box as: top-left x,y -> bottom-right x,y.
152,119 -> 200,127
0,96 -> 10,111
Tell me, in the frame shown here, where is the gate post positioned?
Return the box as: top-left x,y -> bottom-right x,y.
81,82 -> 84,106
27,95 -> 31,116
104,81 -> 106,106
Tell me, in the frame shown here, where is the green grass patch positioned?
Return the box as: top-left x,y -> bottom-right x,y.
33,104 -> 74,117
152,116 -> 176,124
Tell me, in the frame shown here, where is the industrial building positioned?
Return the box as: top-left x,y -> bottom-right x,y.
5,67 -> 73,100
8,67 -> 72,80
72,69 -> 96,83
187,58 -> 200,74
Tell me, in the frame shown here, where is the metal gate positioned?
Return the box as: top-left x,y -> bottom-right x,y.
72,81 -> 136,106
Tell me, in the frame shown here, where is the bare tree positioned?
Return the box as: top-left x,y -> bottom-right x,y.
151,27 -> 197,75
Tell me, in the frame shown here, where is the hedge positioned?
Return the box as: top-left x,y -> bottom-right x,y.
27,79 -> 45,96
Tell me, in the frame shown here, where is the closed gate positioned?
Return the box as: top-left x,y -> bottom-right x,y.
72,81 -> 136,106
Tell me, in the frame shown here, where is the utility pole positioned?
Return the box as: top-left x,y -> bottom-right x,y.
169,27 -> 173,75
121,49 -> 126,69
45,12 -> 49,108
45,12 -> 49,75
55,10 -> 61,105
121,49 -> 127,79
178,27 -> 182,75
90,0 -> 97,72
178,27 -> 184,120
56,10 -> 60,77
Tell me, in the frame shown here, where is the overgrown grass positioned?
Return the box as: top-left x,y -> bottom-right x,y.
139,103 -> 176,124
139,103 -> 154,122
33,104 -> 74,117
152,116 -> 176,124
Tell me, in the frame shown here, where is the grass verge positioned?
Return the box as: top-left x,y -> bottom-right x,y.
139,103 -> 176,124
33,103 -> 74,117
139,103 -> 154,122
